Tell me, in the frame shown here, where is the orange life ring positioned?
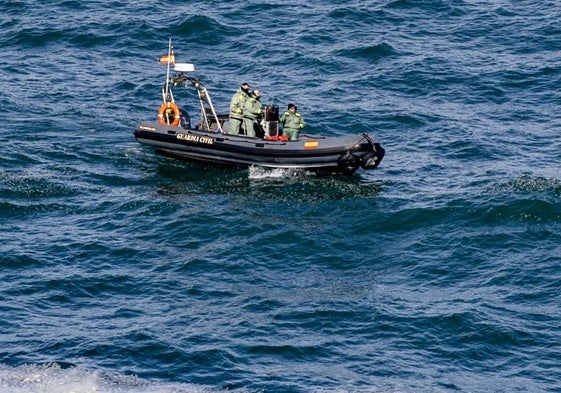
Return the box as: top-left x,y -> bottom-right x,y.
157,102 -> 181,127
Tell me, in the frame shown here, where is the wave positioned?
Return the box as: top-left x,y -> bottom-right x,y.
0,172 -> 79,200
494,176 -> 561,196
335,42 -> 398,64
0,363 -> 218,393
176,15 -> 238,46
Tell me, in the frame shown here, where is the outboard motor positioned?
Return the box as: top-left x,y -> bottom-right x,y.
262,104 -> 280,136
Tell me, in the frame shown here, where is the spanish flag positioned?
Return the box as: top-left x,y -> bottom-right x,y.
304,141 -> 319,149
158,53 -> 175,64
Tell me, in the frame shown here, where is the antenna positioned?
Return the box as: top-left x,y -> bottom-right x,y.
164,38 -> 173,101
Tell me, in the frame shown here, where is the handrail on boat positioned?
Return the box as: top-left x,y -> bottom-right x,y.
166,75 -> 224,134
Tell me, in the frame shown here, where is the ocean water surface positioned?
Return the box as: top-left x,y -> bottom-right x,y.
1,1 -> 561,392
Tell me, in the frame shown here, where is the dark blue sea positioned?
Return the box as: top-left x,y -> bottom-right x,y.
1,1 -> 561,392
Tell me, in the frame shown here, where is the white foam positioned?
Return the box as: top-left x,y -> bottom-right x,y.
248,165 -> 306,180
0,363 -> 220,393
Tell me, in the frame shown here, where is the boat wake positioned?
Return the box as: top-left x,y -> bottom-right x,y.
247,165 -> 308,180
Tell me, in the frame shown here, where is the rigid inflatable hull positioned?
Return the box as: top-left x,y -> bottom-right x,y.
134,122 -> 384,175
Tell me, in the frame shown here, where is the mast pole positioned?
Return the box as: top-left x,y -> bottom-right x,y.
164,37 -> 172,102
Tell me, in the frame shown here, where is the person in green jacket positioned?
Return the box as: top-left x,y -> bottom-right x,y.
229,82 -> 250,134
280,103 -> 305,141
243,89 -> 263,137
